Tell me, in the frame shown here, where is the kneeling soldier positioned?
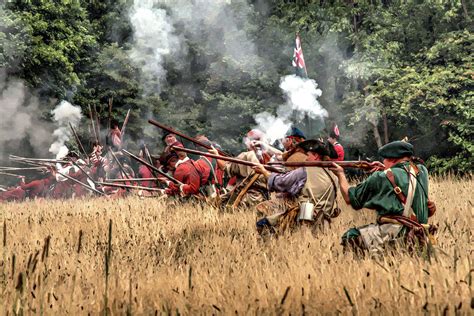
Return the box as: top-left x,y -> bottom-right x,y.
254,139 -> 340,235
330,141 -> 437,255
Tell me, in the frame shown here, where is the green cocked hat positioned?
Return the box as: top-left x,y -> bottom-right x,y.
378,141 -> 414,159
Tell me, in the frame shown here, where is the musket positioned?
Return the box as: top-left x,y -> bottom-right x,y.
143,144 -> 162,186
107,97 -> 113,130
148,119 -> 230,157
106,178 -> 159,182
88,104 -> 99,144
93,103 -> 101,144
267,160 -> 386,171
9,155 -> 68,164
96,182 -> 163,192
0,171 -> 25,178
0,167 -> 46,171
121,149 -> 184,186
121,109 -> 131,138
72,161 -> 97,185
171,146 -> 284,173
109,150 -> 133,184
56,170 -> 106,196
68,123 -> 89,159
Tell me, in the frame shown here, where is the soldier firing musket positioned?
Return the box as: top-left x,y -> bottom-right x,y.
329,140 -> 437,254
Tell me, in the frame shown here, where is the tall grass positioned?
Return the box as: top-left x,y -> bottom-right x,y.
0,176 -> 471,314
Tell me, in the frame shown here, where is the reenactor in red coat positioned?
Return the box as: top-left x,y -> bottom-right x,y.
0,178 -> 26,202
20,175 -> 55,199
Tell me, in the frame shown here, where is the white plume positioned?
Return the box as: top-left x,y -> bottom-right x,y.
49,101 -> 82,159
0,70 -> 52,158
254,75 -> 327,143
128,0 -> 181,94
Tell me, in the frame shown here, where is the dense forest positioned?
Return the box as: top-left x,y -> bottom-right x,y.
0,0 -> 472,173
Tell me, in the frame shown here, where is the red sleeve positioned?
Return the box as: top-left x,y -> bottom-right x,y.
165,162 -> 201,196
21,179 -> 47,197
138,165 -> 155,187
20,180 -> 39,190
334,144 -> 344,161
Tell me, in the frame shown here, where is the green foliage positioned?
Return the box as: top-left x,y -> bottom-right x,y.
1,0 -> 472,173
5,1 -> 96,97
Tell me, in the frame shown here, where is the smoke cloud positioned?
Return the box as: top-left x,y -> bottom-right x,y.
128,0 -> 182,94
254,75 -> 327,143
128,0 -> 267,95
0,70 -> 52,160
167,0 -> 264,75
49,100 -> 83,159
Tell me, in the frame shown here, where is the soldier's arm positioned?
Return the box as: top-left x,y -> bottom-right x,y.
329,163 -> 350,204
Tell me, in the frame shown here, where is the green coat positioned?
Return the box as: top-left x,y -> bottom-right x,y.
348,161 -> 429,224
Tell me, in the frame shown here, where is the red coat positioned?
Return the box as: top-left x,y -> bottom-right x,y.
0,187 -> 26,202
20,177 -> 53,198
193,158 -> 212,187
165,159 -> 203,196
332,142 -> 345,161
138,165 -> 156,187
196,157 -> 223,186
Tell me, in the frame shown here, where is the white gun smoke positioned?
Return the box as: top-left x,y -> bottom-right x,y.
49,101 -> 83,159
0,70 -> 52,159
254,75 -> 327,143
128,0 -> 266,95
128,0 -> 181,94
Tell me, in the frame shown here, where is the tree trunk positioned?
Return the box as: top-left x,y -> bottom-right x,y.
461,0 -> 470,20
371,121 -> 383,148
383,113 -> 389,144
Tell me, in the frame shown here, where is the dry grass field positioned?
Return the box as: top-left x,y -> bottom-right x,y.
0,176 -> 472,314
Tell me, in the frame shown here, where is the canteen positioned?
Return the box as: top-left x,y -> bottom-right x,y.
298,202 -> 315,221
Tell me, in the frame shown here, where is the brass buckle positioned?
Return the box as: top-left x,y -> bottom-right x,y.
394,186 -> 402,194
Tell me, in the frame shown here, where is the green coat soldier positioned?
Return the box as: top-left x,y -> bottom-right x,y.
330,141 -> 437,254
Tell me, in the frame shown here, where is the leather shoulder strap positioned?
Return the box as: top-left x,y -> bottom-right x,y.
385,169 -> 407,204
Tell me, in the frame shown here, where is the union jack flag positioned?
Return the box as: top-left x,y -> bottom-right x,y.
333,124 -> 340,137
292,33 -> 307,77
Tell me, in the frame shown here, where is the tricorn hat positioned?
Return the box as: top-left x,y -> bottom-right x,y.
297,139 -> 329,156
286,127 -> 305,139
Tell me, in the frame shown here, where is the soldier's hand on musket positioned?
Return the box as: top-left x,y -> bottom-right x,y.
252,164 -> 271,178
209,145 -> 227,170
208,145 -> 219,156
328,162 -> 344,176
368,161 -> 385,173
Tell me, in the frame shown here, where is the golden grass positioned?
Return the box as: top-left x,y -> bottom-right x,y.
0,176 -> 472,314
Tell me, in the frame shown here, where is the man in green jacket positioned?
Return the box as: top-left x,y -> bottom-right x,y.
330,141 -> 435,254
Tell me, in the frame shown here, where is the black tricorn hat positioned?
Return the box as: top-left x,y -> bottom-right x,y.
66,151 -> 79,159
297,139 -> 329,156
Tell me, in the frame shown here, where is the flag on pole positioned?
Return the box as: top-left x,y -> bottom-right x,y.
333,124 -> 340,137
292,33 -> 308,77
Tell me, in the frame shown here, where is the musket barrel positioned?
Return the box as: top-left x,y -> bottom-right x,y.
148,119 -> 230,157
171,146 -> 284,173
97,182 -> 163,192
56,170 -> 106,196
267,160 -> 385,170
121,149 -> 184,186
